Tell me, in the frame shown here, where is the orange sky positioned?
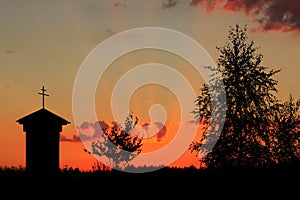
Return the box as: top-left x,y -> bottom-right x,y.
1,1 -> 300,171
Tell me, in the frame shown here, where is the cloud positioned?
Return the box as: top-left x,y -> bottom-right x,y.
74,119 -> 168,144
222,0 -> 268,14
221,0 -> 300,33
60,134 -> 81,142
186,118 -> 201,125
77,121 -> 95,138
142,122 -> 168,142
162,0 -> 180,9
4,83 -> 11,89
190,0 -> 224,12
4,50 -> 14,54
92,120 -> 110,133
153,122 -> 167,142
256,0 -> 300,32
166,0 -> 300,33
75,121 -> 108,141
114,2 -> 127,8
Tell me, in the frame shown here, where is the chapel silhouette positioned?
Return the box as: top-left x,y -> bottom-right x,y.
16,86 -> 70,174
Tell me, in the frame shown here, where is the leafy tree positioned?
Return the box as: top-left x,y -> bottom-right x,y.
190,24 -> 281,169
270,94 -> 300,166
91,114 -> 143,170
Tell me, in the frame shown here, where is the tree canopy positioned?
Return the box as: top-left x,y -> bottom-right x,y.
190,24 -> 300,169
91,114 -> 143,170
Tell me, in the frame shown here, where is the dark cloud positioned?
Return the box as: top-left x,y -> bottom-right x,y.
222,0 -> 300,32
80,121 -> 91,129
166,0 -> 300,33
162,0 -> 180,9
223,0 -> 268,14
257,0 -> 300,32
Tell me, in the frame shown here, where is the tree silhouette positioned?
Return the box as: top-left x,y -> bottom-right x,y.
270,94 -> 300,166
190,24 -> 282,169
91,114 -> 143,169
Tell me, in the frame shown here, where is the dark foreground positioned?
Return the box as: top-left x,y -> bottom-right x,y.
1,164 -> 299,199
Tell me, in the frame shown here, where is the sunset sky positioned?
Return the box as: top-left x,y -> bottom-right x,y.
1,0 -> 300,171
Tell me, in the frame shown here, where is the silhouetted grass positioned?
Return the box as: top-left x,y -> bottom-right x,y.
0,163 -> 299,199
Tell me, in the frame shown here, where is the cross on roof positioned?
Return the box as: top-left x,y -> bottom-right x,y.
38,86 -> 49,109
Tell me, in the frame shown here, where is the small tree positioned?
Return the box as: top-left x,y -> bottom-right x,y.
190,24 -> 281,169
270,94 -> 300,166
91,114 -> 143,170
